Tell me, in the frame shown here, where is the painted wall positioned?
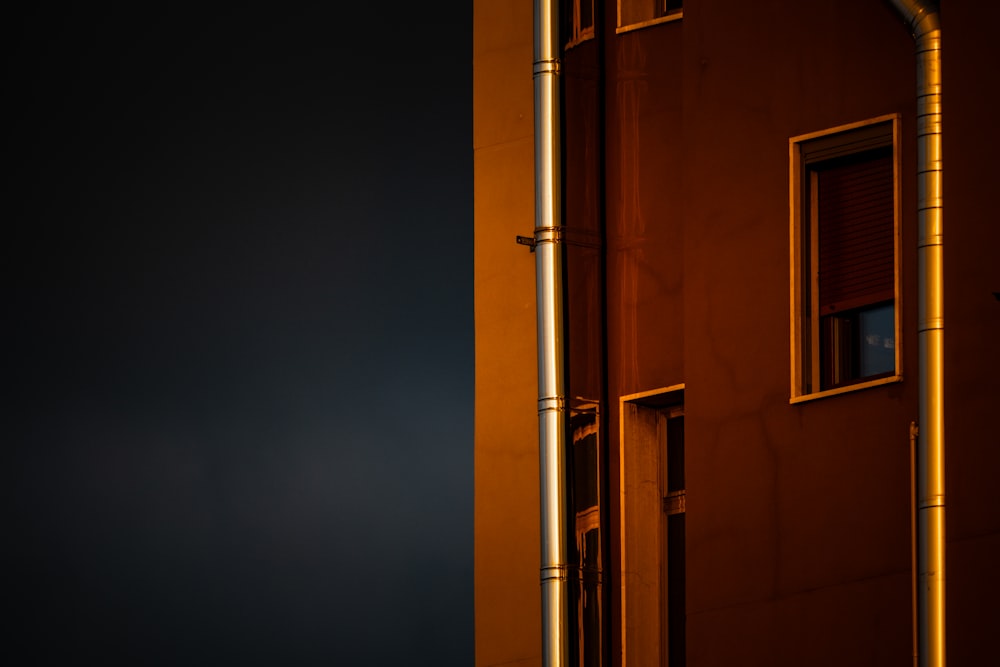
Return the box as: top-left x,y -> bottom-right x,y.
938,2 -> 1000,663
473,2 -> 541,666
676,2 -> 914,664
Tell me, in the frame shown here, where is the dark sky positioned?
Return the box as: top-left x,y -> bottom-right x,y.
7,5 -> 472,665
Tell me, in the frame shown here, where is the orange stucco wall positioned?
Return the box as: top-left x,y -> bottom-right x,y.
473,2 -> 540,666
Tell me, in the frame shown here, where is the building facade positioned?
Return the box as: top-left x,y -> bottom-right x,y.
474,1 -> 999,665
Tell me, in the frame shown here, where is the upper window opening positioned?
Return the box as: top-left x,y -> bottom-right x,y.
618,0 -> 683,34
565,0 -> 595,48
790,117 -> 901,401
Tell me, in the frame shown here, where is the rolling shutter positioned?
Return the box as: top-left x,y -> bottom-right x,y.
815,148 -> 894,314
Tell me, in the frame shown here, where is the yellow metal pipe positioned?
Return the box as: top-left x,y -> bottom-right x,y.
534,0 -> 568,665
886,3 -> 945,666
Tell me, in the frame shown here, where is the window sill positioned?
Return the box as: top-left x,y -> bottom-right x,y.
789,374 -> 902,404
616,12 -> 682,35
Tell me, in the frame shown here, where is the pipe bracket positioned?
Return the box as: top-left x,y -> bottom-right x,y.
534,226 -> 565,245
538,395 -> 566,413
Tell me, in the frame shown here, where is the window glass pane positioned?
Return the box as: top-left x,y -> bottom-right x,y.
666,512 -> 686,667
666,415 -> 684,493
859,303 -> 894,377
821,312 -> 856,388
620,0 -> 682,28
581,0 -> 593,30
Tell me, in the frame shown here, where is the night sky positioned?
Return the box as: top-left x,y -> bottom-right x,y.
7,5 -> 472,665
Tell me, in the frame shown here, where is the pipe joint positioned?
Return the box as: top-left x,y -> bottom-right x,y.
533,58 -> 562,78
531,58 -> 562,77
541,564 -> 569,583
918,316 -> 944,333
917,233 -> 943,249
920,497 -> 945,510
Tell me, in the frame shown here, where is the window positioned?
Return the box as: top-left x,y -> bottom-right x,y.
620,387 -> 685,666
790,116 -> 901,400
618,0 -> 683,34
660,406 -> 685,667
565,0 -> 595,48
571,406 -> 604,666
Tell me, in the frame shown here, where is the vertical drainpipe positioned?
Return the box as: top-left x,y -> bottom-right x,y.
534,0 -> 568,666
886,2 -> 944,666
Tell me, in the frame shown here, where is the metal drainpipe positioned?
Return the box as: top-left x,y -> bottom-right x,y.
533,0 -> 568,666
886,2 -> 944,667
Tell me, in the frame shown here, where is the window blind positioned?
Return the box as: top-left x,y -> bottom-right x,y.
816,149 -> 894,314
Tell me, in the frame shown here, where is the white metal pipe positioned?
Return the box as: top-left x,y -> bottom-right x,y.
885,3 -> 945,666
534,0 -> 568,665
